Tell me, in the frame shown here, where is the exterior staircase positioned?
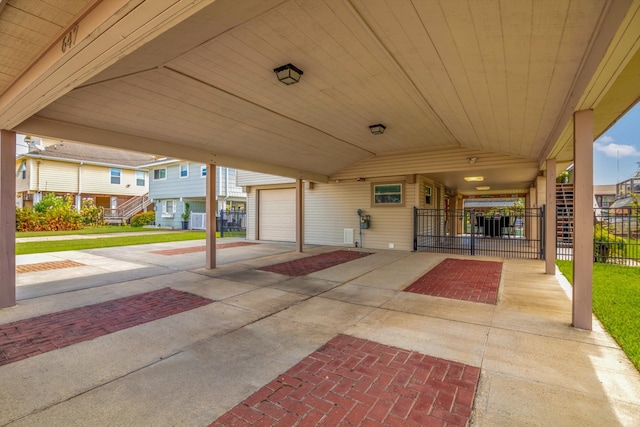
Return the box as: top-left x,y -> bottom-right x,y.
103,194 -> 153,225
556,183 -> 574,246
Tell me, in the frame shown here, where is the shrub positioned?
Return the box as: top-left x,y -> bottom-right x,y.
130,211 -> 155,227
594,223 -> 626,263
80,199 -> 104,226
17,194 -> 82,231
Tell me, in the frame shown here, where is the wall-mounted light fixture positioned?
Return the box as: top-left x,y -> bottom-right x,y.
273,63 -> 304,85
369,124 -> 386,135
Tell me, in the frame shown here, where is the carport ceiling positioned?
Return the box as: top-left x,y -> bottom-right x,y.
3,0 -> 640,188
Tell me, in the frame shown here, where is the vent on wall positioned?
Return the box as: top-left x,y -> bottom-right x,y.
344,228 -> 354,244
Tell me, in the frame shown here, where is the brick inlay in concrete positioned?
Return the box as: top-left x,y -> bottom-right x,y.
150,241 -> 257,255
211,334 -> 480,426
16,260 -> 85,274
258,250 -> 371,276
0,288 -> 213,366
405,258 -> 502,304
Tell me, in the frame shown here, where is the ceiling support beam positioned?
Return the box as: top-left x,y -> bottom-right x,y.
545,158 -> 557,275
205,163 -> 216,269
14,116 -> 329,183
296,179 -> 304,253
572,110 -> 594,330
0,130 -> 16,308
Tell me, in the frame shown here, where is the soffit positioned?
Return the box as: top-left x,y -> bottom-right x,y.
0,0 -> 96,96
3,0 -> 638,189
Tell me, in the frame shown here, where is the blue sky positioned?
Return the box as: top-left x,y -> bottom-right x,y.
593,102 -> 640,185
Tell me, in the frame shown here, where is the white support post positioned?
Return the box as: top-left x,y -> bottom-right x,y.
296,179 -> 303,253
205,164 -> 216,269
573,110 -> 594,330
0,130 -> 16,308
545,159 -> 557,274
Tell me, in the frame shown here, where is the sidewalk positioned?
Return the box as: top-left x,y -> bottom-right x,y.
3,241 -> 640,426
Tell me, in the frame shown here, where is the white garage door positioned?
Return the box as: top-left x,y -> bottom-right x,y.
259,189 -> 296,242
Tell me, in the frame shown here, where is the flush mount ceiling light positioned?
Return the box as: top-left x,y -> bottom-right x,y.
273,63 -> 303,85
464,176 -> 484,182
476,186 -> 491,191
467,156 -> 478,164
369,124 -> 386,135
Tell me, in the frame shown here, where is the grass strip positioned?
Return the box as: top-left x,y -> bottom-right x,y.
556,260 -> 640,372
17,226 -> 164,237
17,232 -> 207,255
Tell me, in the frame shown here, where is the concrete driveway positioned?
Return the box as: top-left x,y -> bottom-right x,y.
2,239 -> 639,426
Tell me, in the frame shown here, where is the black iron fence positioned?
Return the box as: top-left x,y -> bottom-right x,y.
557,206 -> 640,266
414,207 -> 545,259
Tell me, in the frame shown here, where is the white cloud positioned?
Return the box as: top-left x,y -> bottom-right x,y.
594,136 -> 640,157
598,135 -> 615,144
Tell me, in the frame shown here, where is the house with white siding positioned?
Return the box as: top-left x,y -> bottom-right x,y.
147,159 -> 246,229
15,138 -> 154,223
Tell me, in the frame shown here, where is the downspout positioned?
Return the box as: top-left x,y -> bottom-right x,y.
36,160 -> 41,202
77,162 -> 83,211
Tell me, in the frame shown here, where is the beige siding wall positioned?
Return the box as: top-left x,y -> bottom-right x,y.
81,165 -> 148,196
304,179 -> 417,251
37,160 -> 79,193
237,171 -> 295,187
15,159 -> 30,192
245,175 -> 448,251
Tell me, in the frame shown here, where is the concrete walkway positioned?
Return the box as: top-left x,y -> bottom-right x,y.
2,240 -> 640,426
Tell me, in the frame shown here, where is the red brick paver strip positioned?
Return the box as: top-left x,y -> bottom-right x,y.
16,260 -> 85,274
210,334 -> 480,426
257,250 -> 371,276
404,258 -> 502,304
150,241 -> 257,255
0,288 -> 213,366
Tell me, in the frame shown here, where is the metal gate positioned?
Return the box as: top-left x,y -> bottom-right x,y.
413,207 -> 545,259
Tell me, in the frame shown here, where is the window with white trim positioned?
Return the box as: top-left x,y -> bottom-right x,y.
162,200 -> 176,217
153,168 -> 167,180
110,168 -> 121,185
135,171 -> 145,186
179,163 -> 189,178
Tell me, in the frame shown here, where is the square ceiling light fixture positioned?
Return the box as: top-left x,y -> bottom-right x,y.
274,63 -> 303,85
369,124 -> 386,135
464,176 -> 484,182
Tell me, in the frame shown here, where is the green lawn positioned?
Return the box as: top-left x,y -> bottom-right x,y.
16,229 -> 246,255
17,226 -> 163,237
556,260 -> 640,372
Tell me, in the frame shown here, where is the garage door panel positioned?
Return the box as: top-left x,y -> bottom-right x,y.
260,189 -> 295,242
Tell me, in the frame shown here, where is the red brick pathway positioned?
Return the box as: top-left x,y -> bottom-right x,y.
150,241 -> 257,255
404,258 -> 502,304
258,250 -> 371,276
0,288 -> 213,366
211,334 -> 480,426
16,260 -> 85,274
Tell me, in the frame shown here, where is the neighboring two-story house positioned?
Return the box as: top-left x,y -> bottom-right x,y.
15,138 -> 154,223
146,159 -> 246,229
